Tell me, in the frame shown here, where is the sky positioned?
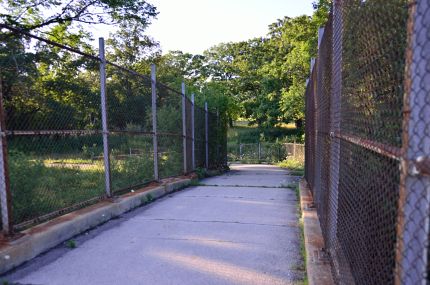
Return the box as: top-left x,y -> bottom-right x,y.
108,0 -> 315,55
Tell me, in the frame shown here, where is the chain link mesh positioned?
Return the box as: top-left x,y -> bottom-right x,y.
1,33 -> 106,229
106,65 -> 154,193
207,110 -> 227,169
194,105 -> 206,168
0,27 -> 227,233
304,0 -> 430,284
185,96 -> 193,173
396,1 -> 430,284
155,83 -> 184,179
227,142 -> 304,163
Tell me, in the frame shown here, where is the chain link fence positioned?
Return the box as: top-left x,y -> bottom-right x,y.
0,25 -> 227,235
305,0 -> 430,284
228,142 -> 304,164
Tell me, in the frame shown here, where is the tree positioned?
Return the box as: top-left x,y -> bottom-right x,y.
106,21 -> 160,68
0,0 -> 158,32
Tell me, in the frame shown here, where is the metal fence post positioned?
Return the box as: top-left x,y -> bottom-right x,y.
181,82 -> 187,174
151,64 -> 159,181
258,142 -> 261,161
99,38 -> 112,198
0,78 -> 13,236
293,141 -> 297,158
205,102 -> 209,169
191,94 -> 195,171
215,109 -> 220,163
240,143 -> 243,159
395,1 -> 430,283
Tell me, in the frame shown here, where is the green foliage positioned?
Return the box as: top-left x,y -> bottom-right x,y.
111,155 -> 154,191
194,167 -> 207,179
145,193 -> 154,202
278,158 -> 305,176
65,239 -> 77,249
9,151 -> 105,224
1,0 -> 158,32
228,125 -> 303,144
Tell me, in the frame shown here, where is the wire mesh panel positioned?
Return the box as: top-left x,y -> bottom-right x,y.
0,25 -> 228,235
395,1 -> 430,284
194,105 -> 206,168
260,143 -> 281,162
304,0 -> 421,284
336,1 -> 407,284
106,65 -> 154,193
1,33 -> 106,229
305,65 -> 317,191
156,83 -> 184,178
185,96 -> 193,173
283,143 -> 305,163
207,110 -> 227,169
315,14 -> 333,253
207,111 -> 218,169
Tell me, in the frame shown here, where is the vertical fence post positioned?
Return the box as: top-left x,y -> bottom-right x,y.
216,109 -> 220,162
99,38 -> 112,198
258,142 -> 261,161
240,143 -> 243,159
181,82 -> 187,174
293,141 -> 297,158
0,78 -> 13,236
395,1 -> 430,284
151,64 -> 159,181
205,102 -> 209,169
191,93 -> 195,171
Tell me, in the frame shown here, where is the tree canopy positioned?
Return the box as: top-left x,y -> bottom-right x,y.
0,0 -> 330,131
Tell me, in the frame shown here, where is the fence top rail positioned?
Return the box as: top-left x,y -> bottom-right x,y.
236,142 -> 304,146
105,60 -> 152,84
0,23 -> 101,62
0,23 -> 190,98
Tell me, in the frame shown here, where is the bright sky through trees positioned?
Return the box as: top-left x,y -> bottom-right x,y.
92,0 -> 315,55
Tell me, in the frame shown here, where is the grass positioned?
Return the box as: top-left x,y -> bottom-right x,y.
228,125 -> 303,145
65,239 -> 77,249
278,158 -> 305,176
9,148 -> 182,227
227,121 -> 304,164
294,184 -> 308,285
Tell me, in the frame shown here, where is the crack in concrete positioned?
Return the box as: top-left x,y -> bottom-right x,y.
138,217 -> 297,228
179,195 -> 298,202
143,236 -> 267,246
192,184 -> 297,189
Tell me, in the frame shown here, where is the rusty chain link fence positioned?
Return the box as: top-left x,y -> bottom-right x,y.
305,0 -> 430,284
0,25 -> 227,235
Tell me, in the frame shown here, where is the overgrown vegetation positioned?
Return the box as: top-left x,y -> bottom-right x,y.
228,123 -> 303,145
0,0 -> 330,227
294,185 -> 308,285
8,136 -> 183,225
278,158 -> 305,176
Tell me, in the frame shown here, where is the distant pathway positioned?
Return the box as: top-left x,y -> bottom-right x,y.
7,164 -> 304,285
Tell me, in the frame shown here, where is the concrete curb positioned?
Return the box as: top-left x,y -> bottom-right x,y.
0,177 -> 192,275
299,179 -> 334,285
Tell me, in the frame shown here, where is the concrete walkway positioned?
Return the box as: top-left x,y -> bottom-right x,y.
5,164 -> 304,285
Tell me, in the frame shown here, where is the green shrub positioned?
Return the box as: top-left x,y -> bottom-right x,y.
278,158 -> 304,175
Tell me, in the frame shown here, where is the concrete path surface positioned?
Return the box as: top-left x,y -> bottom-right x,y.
5,164 -> 304,285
